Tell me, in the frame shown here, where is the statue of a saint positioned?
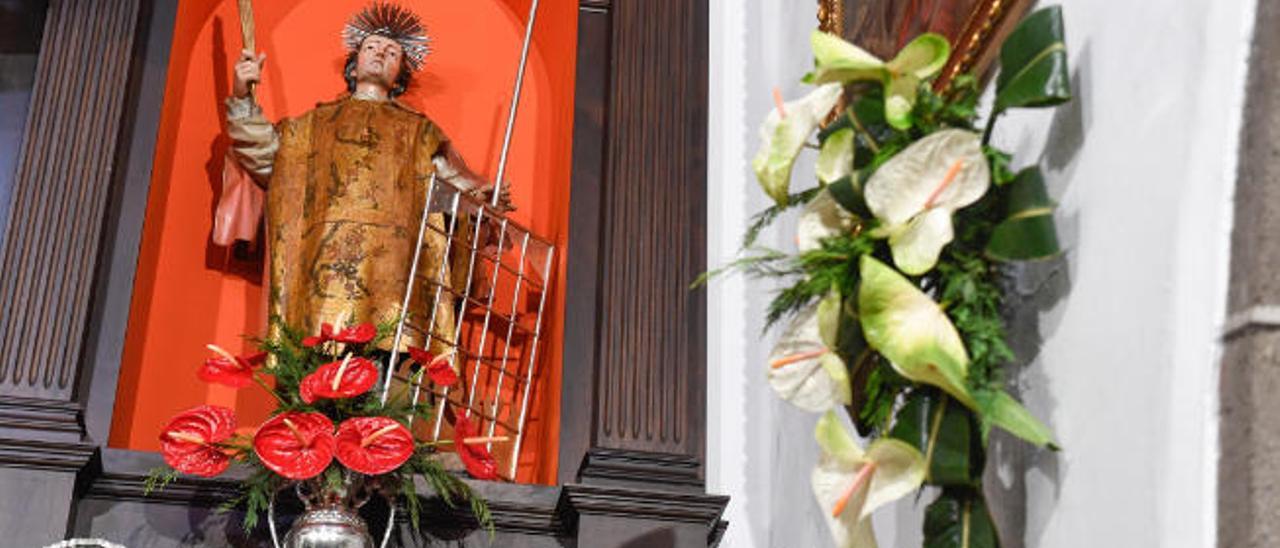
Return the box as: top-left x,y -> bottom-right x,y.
224,3 -> 494,356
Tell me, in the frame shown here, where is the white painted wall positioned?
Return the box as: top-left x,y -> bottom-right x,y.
989,1 -> 1254,546
706,1 -> 1256,547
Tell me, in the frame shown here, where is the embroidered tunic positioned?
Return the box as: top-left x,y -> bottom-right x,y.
226,96 -> 458,354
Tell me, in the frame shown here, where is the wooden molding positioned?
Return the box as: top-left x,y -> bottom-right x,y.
578,448 -> 704,489
561,483 -> 728,536
0,437 -> 96,472
0,0 -> 144,401
0,395 -> 83,439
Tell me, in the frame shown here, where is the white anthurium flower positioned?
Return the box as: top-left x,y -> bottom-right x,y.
858,255 -> 1057,448
881,33 -> 950,129
753,83 -> 845,206
812,410 -> 926,548
797,189 -> 856,253
808,31 -> 951,130
858,255 -> 970,401
767,294 -> 852,412
816,127 -> 856,184
864,129 -> 990,275
808,31 -> 886,85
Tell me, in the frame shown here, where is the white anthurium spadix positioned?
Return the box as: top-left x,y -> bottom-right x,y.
858,255 -> 1056,448
812,410 -> 926,548
753,83 -> 845,206
797,189 -> 856,253
767,293 -> 852,412
808,31 -> 951,129
865,129 -> 990,275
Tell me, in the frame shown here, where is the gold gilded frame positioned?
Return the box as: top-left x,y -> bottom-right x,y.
818,0 -> 1031,90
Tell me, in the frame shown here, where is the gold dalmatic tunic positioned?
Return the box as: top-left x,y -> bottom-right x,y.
231,96 -> 457,353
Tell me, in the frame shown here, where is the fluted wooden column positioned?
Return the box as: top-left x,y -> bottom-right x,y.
0,0 -> 143,545
562,0 -> 709,488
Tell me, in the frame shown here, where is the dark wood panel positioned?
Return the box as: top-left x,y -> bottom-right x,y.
593,0 -> 708,458
559,1 -> 612,485
560,0 -> 712,496
0,0 -> 143,400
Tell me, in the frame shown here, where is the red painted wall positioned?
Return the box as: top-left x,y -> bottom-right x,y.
110,0 -> 576,485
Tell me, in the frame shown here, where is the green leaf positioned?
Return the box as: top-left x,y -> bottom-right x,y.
826,175 -> 872,219
994,6 -> 1071,112
889,391 -> 977,486
923,488 -> 1001,548
978,390 -> 1058,450
986,168 -> 1061,261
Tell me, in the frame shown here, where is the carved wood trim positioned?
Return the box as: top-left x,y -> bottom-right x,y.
936,0 -> 1031,90
0,437 -> 96,472
561,483 -> 728,530
578,448 -> 703,489
0,0 -> 143,400
0,395 -> 83,439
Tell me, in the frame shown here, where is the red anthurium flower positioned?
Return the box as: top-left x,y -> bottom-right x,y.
198,344 -> 267,388
299,355 -> 379,403
408,347 -> 459,386
302,322 -> 376,347
159,405 -> 236,477
332,323 -> 376,344
334,417 -> 414,475
453,414 -> 499,480
253,412 -> 335,480
302,323 -> 335,348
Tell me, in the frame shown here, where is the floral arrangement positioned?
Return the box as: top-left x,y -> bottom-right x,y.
147,318 -> 495,532
709,6 -> 1070,547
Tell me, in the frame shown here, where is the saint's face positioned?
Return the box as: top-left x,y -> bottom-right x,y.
355,35 -> 405,91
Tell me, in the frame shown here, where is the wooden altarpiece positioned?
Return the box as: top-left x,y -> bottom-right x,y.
0,0 -> 723,546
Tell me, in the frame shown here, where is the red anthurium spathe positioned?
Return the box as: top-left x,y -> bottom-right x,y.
198,344 -> 267,388
302,323 -> 335,348
159,405 -> 237,477
453,414 -> 499,480
299,354 -> 379,403
253,412 -> 335,480
408,346 -> 458,386
334,417 -> 414,475
303,322 -> 377,347
332,323 -> 376,344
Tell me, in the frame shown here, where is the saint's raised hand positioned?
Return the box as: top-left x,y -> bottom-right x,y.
232,49 -> 266,99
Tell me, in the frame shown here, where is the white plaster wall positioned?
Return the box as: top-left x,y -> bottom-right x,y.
990,1 -> 1254,546
706,1 -> 1255,547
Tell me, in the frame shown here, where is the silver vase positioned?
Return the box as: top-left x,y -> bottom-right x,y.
282,504 -> 374,548
278,474 -> 376,548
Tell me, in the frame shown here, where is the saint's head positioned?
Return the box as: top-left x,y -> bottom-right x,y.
341,2 -> 429,98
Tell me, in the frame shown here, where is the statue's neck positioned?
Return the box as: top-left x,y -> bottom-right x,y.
352,82 -> 390,102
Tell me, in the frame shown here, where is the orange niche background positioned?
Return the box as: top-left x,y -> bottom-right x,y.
109,0 -> 577,485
